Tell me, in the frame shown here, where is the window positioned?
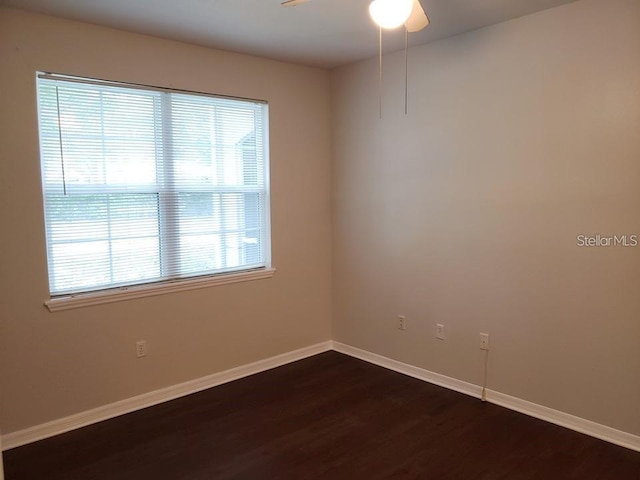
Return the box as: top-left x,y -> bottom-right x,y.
37,73 -> 271,305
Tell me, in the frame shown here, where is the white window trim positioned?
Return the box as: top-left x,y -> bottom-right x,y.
37,72 -> 273,303
45,267 -> 276,312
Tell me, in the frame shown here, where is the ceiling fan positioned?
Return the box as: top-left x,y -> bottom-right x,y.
281,0 -> 431,116
280,0 -> 429,33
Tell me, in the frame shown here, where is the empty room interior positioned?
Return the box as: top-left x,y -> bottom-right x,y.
0,0 -> 639,478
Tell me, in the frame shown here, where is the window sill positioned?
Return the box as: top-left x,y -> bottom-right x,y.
44,268 -> 276,312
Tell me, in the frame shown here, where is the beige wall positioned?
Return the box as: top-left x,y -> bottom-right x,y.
1,0 -> 639,442
0,8 -> 332,434
332,0 -> 640,435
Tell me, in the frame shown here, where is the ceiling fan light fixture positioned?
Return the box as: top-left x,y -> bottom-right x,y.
369,0 -> 414,29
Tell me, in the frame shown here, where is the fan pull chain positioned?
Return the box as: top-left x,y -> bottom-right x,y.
378,25 -> 383,119
55,85 -> 68,196
404,28 -> 409,115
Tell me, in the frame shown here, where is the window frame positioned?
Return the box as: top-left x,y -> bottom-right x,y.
36,72 -> 274,311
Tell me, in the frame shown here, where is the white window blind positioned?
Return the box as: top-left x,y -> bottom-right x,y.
37,73 -> 270,296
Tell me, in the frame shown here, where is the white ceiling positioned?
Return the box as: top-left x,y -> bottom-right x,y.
1,0 -> 578,68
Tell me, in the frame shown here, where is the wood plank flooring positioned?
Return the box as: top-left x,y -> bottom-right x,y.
4,351 -> 639,479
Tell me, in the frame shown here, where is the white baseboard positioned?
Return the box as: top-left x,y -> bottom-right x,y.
1,341 -> 333,451
332,341 -> 640,453
332,341 -> 483,399
3,340 -> 639,454
488,390 -> 640,453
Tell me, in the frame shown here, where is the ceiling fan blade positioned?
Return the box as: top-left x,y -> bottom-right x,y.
281,0 -> 311,6
405,0 -> 429,32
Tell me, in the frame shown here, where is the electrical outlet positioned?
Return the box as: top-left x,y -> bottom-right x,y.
136,340 -> 147,358
480,333 -> 489,351
436,323 -> 445,340
398,315 -> 406,331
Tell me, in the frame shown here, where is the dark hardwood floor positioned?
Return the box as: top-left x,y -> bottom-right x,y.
4,351 -> 639,479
